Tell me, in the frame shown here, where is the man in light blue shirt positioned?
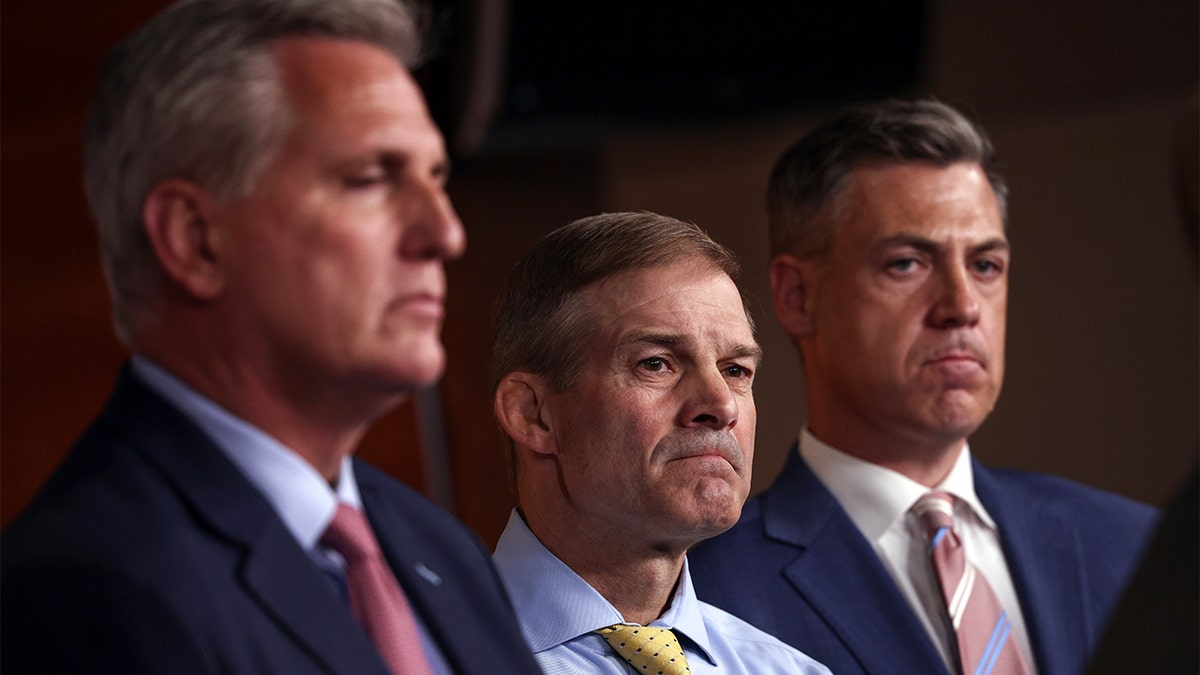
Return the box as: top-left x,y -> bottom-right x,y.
488,211 -> 831,674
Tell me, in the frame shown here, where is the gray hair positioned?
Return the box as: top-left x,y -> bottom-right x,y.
490,211 -> 749,394
84,0 -> 423,343
767,98 -> 1008,259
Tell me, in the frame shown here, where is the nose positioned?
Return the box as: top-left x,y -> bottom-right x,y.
929,264 -> 980,328
678,368 -> 740,432
399,180 -> 466,261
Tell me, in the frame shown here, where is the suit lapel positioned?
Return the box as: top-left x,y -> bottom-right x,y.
975,463 -> 1088,675
101,367 -> 389,675
240,525 -> 388,674
357,472 -> 466,672
765,450 -> 950,675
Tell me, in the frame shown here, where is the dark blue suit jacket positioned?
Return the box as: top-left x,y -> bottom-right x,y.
689,446 -> 1157,675
2,366 -> 541,674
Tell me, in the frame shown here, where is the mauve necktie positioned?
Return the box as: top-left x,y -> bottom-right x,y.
912,492 -> 1031,675
321,503 -> 433,675
596,624 -> 691,675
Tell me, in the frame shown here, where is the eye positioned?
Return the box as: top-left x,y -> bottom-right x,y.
638,356 -> 669,372
723,364 -> 753,380
972,258 -> 1005,276
343,171 -> 386,189
887,257 -> 919,273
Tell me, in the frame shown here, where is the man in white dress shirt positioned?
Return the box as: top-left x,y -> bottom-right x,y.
489,211 -> 831,674
689,99 -> 1157,675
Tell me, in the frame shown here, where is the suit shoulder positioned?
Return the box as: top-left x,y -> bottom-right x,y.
353,461 -> 478,530
4,430 -> 201,572
353,460 -> 493,561
981,465 -> 1158,524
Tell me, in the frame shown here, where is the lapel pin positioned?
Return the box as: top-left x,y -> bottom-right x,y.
414,561 -> 442,586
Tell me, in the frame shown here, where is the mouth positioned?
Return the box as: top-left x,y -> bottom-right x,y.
659,430 -> 746,474
926,353 -> 981,366
922,352 -> 989,387
671,454 -> 739,480
668,447 -> 742,474
923,342 -> 987,367
393,292 -> 445,320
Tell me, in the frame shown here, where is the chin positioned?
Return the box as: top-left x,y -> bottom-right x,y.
386,341 -> 447,388
689,484 -> 745,532
689,511 -> 741,541
929,390 -> 993,427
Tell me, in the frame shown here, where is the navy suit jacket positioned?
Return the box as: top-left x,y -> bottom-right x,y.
2,366 -> 541,674
689,446 -> 1157,675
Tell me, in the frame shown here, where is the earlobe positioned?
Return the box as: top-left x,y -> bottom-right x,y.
770,253 -> 818,338
142,179 -> 225,301
494,373 -> 557,457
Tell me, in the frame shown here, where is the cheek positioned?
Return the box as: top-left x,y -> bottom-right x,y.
736,401 -> 756,461
845,310 -> 907,373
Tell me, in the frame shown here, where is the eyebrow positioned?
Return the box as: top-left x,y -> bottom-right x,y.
876,233 -> 1010,256
622,331 -> 764,365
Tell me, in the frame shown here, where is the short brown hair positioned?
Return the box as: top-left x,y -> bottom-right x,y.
768,98 -> 1008,260
490,211 -> 748,393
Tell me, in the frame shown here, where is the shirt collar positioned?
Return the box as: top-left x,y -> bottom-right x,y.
799,428 -> 995,542
130,356 -> 361,551
659,557 -> 717,667
491,510 -> 719,666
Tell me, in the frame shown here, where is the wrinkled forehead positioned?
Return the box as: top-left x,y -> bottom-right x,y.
580,263 -> 756,349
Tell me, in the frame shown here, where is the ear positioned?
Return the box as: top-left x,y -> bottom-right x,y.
770,253 -> 820,338
494,372 -> 557,457
142,179 -> 226,301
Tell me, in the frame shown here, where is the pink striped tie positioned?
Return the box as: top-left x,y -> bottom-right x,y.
321,504 -> 433,675
912,492 -> 1031,675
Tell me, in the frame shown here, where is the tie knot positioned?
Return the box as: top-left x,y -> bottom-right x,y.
912,491 -> 957,541
320,503 -> 380,562
596,624 -> 691,674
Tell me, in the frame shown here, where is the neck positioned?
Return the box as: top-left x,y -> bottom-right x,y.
520,501 -> 688,626
807,417 -> 966,487
138,344 -> 400,481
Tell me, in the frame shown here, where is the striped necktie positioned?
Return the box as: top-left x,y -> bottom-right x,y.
596,624 -> 691,674
321,504 -> 433,675
912,492 -> 1031,675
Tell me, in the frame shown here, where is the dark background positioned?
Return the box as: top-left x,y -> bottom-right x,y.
3,0 -> 1197,547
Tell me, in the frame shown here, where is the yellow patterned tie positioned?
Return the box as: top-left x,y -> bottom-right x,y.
596,624 -> 691,675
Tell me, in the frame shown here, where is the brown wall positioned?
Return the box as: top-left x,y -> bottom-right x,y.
3,1 -> 1196,547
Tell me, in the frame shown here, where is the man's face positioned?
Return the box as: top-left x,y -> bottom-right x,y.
544,262 -> 761,549
800,161 -> 1008,458
213,37 -> 464,400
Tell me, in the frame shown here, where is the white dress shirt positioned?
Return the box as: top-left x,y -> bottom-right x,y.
799,428 -> 1037,673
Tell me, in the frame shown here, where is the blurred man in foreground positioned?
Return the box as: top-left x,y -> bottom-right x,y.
1,1 -> 539,673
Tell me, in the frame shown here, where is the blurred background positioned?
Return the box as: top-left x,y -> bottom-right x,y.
3,0 -> 1196,547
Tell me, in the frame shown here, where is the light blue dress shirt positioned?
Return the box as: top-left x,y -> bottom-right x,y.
492,510 -> 831,674
130,357 -> 452,675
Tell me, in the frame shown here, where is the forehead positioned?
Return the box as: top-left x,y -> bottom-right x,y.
582,262 -> 755,348
269,36 -> 443,155
836,161 -> 1005,248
